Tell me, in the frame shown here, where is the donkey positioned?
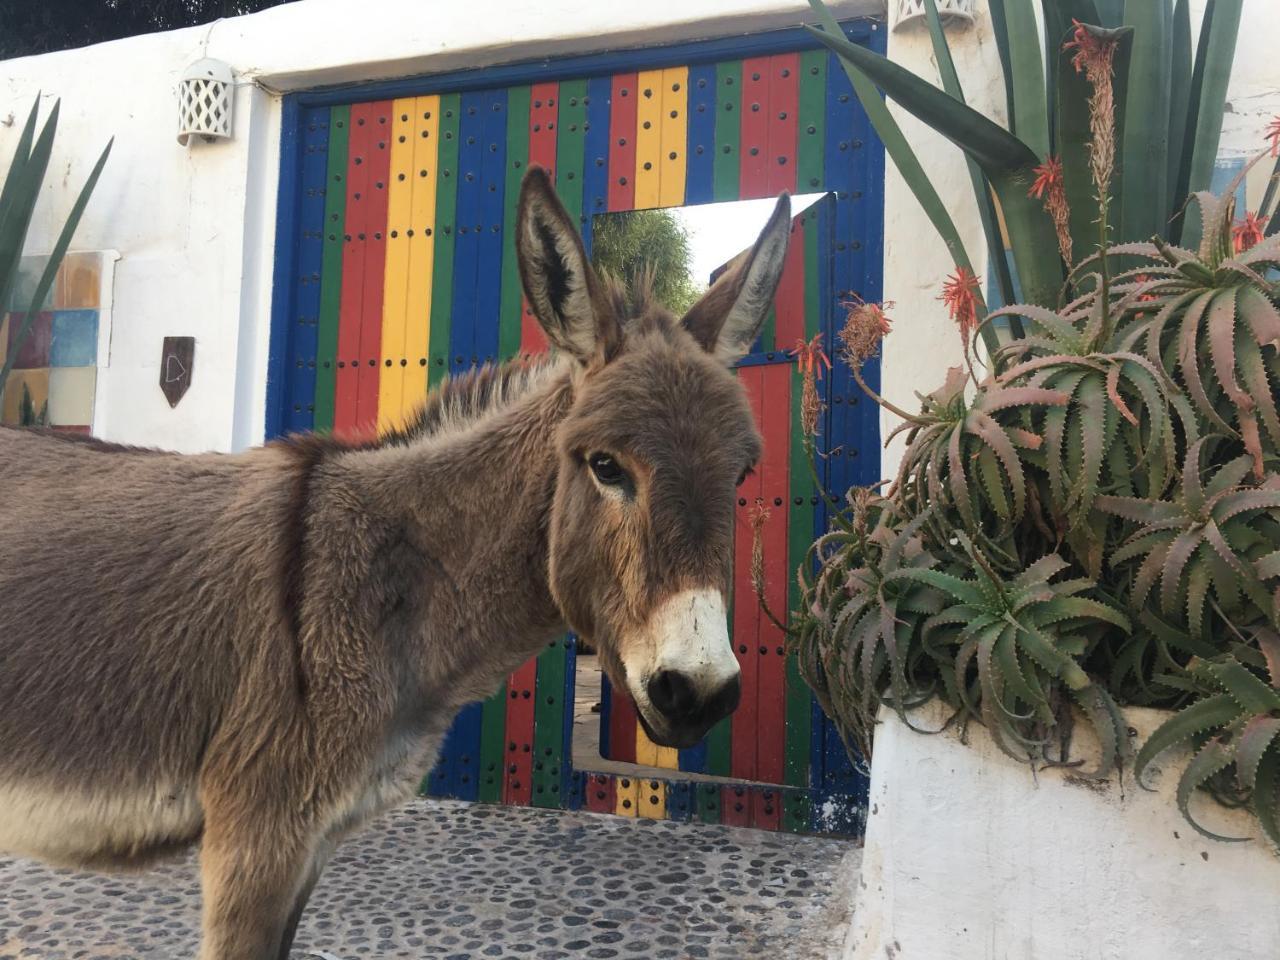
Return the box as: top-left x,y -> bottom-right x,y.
0,168 -> 791,959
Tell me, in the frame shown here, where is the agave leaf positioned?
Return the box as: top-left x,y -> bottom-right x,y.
1000,0 -> 1049,160
1135,692 -> 1239,786
0,100 -> 60,317
922,0 -> 1017,309
1178,737 -> 1252,842
1118,0 -> 1172,245
1179,0 -> 1244,251
1166,0 -> 1193,218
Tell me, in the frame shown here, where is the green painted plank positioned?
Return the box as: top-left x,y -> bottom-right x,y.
477,689 -> 506,804
427,93 -> 461,389
556,78 -> 589,225
782,789 -> 811,834
761,303 -> 777,354
797,50 -> 826,195
713,61 -> 742,202
531,636 -> 570,808
783,213 -> 820,790
697,783 -> 722,825
498,84 -> 531,362
314,105 -> 350,432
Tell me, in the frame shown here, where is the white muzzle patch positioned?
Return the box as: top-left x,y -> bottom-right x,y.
624,588 -> 739,722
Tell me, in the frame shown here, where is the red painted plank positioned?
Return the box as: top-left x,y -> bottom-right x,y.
730,365 -> 764,781
584,773 -> 616,814
773,212 -> 807,350
334,103 -> 376,437
766,53 -> 799,197
738,57 -> 771,199
503,659 -> 538,806
721,783 -> 752,828
520,82 -> 560,355
756,362 -> 791,785
608,678 -> 638,764
356,101 -> 392,436
607,73 -> 638,212
751,786 -> 782,831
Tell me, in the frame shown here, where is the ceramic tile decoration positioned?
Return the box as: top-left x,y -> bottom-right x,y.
1,252 -> 111,432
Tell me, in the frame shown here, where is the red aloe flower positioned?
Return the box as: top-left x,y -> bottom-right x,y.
938,267 -> 982,344
1064,19 -> 1113,75
1028,156 -> 1063,200
1267,115 -> 1280,158
1233,210 -> 1265,254
789,332 -> 832,379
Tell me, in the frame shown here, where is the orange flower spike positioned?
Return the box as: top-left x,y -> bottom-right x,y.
1028,156 -> 1063,200
1233,211 -> 1266,254
1266,115 -> 1280,158
938,267 -> 982,343
1064,19 -> 1112,75
789,333 -> 831,379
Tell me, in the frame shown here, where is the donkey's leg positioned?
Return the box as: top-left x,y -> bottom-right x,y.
275,836 -> 339,960
197,817 -> 320,960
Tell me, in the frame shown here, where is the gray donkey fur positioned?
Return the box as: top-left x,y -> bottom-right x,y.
0,169 -> 791,959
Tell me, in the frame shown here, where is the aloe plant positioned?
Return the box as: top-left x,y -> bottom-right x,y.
0,96 -> 112,399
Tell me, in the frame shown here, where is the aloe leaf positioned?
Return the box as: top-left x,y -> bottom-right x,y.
922,0 -> 1017,310
1179,0 -> 1244,250
1166,0 -> 1193,219
1253,745 -> 1280,852
1177,738 -> 1251,842
802,21 -> 1039,172
0,99 -> 60,316
1202,658 -> 1280,714
1069,683 -> 1124,778
1258,549 -> 1280,581
1237,285 -> 1280,349
1135,692 -> 1240,785
1119,0 -> 1172,244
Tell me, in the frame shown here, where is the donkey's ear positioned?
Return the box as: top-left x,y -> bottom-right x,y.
516,167 -> 620,363
681,193 -> 791,364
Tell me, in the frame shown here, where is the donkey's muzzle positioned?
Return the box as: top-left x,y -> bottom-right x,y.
645,669 -> 741,747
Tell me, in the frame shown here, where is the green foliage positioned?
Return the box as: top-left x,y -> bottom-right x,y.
797,180 -> 1280,850
589,209 -> 703,316
0,97 -> 111,399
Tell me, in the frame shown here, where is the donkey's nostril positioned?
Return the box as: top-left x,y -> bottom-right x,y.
647,669 -> 698,721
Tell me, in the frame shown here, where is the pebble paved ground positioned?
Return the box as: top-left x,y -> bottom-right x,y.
0,798 -> 860,959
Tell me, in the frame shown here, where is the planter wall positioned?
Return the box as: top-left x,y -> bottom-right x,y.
843,701 -> 1280,960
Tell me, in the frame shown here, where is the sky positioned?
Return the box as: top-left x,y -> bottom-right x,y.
670,192 -> 827,286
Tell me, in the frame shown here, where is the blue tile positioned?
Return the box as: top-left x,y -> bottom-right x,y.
50,309 -> 98,367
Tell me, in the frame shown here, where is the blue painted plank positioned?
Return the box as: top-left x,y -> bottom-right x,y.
581,75 -> 613,250
685,63 -> 717,205
449,90 -> 486,376
475,88 -> 508,365
265,94 -> 304,440
285,105 -> 329,435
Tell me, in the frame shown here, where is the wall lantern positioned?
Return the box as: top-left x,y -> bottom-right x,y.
893,0 -> 976,31
177,58 -> 234,145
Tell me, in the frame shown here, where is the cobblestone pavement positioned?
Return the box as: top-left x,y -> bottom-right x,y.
0,798 -> 860,959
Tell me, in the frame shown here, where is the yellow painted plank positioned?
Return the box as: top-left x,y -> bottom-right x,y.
377,97 -> 417,434
614,775 -> 639,817
658,66 -> 689,208
402,94 -> 440,417
633,69 -> 663,209
637,778 -> 667,819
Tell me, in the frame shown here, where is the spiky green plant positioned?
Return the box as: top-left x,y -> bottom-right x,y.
0,96 -> 111,399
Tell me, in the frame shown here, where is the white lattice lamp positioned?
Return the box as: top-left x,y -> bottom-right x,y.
177,58 -> 234,145
893,0 -> 976,30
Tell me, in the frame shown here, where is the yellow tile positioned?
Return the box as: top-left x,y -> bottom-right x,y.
48,366 -> 97,426
57,253 -> 102,309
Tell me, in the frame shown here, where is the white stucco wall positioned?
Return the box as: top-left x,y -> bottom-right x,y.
844,701 -> 1280,960
2,0 -> 1277,453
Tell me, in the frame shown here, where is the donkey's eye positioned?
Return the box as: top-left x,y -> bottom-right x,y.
588,453 -> 628,487
737,466 -> 755,487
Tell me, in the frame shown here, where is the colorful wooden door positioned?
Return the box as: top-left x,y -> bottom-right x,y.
267,22 -> 885,835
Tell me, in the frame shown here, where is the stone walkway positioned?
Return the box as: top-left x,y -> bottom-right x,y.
0,798 -> 860,959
